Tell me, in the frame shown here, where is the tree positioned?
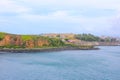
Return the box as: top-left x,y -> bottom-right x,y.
75,34 -> 100,41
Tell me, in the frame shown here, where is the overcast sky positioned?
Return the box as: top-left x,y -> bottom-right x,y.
0,0 -> 120,36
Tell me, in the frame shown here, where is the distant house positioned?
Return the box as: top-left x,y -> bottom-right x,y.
42,33 -> 75,39
67,39 -> 80,43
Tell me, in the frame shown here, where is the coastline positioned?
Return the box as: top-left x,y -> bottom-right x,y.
0,47 -> 99,53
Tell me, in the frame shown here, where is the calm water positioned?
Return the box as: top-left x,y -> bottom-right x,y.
0,46 -> 120,80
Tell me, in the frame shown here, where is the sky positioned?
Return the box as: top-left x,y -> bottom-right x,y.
0,0 -> 120,37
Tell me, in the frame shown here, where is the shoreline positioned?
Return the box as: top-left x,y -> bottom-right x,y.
0,47 -> 99,53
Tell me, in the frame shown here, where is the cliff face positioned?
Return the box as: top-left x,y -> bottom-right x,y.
0,35 -> 50,48
0,35 -> 15,46
36,39 -> 49,47
25,39 -> 49,48
1,32 -> 119,49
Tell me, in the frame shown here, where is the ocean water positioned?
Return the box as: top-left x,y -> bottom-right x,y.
0,46 -> 120,80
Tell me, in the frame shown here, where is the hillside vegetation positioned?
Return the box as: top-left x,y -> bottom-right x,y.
0,32 -> 65,48
75,34 -> 100,41
0,32 -> 6,40
0,32 -> 119,49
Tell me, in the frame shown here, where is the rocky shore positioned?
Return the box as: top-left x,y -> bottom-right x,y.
0,47 -> 99,53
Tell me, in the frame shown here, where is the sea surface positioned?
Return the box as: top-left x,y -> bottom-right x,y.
0,46 -> 120,80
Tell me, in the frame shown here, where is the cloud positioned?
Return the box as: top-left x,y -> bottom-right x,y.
18,10 -> 69,21
0,0 -> 120,36
17,0 -> 120,10
0,0 -> 31,14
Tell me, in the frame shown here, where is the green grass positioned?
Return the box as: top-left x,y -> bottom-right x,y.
21,35 -> 34,41
0,32 -> 66,48
0,32 -> 6,40
21,35 -> 46,41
